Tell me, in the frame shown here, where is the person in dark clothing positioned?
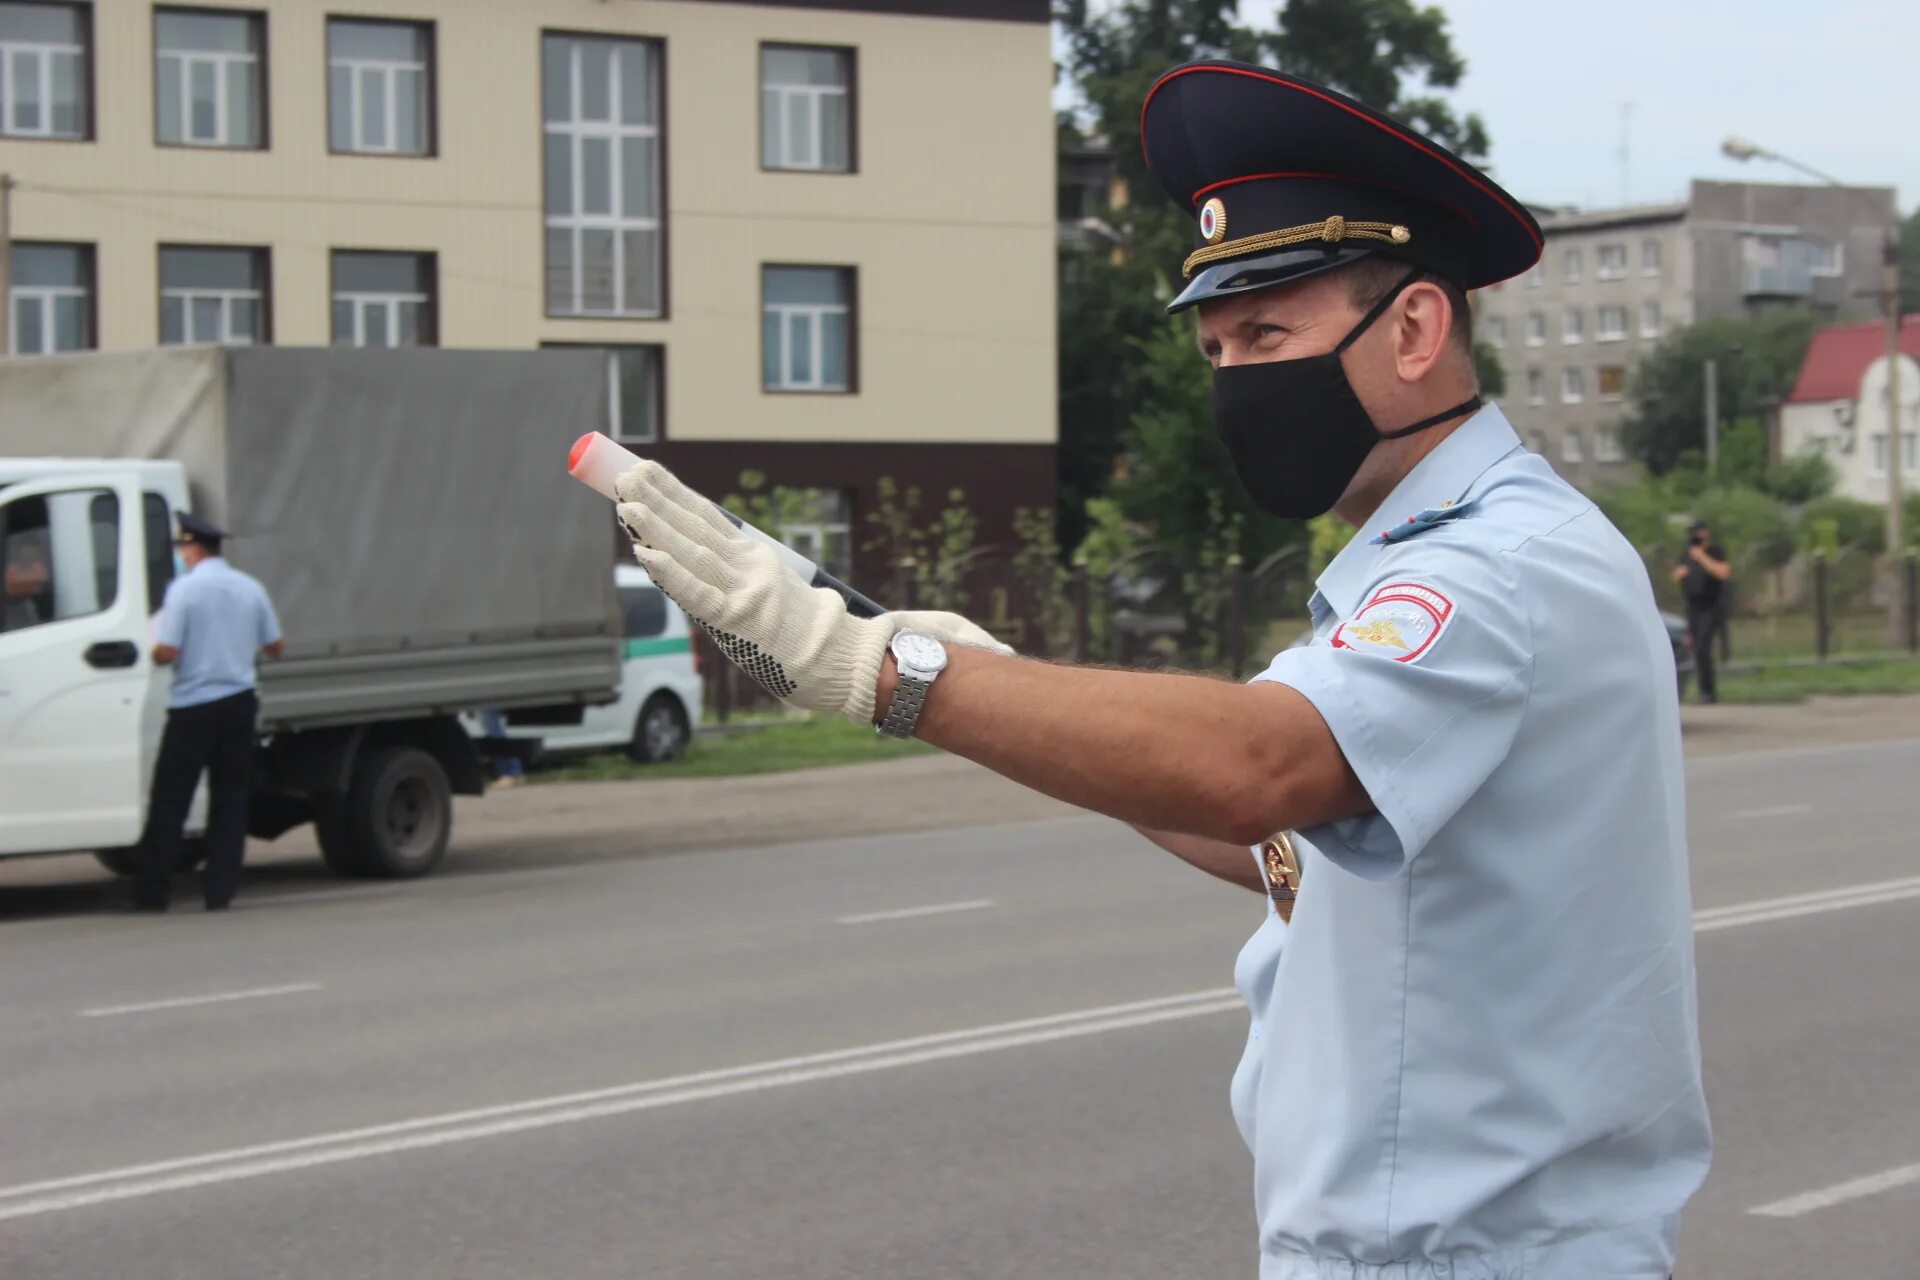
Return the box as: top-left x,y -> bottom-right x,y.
1672,521 -> 1731,703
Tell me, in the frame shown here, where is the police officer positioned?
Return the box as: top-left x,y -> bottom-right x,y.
133,512 -> 284,912
609,62 -> 1709,1278
1674,519 -> 1732,702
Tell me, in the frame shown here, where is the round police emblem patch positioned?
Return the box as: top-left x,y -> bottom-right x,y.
1332,581 -> 1455,663
1199,197 -> 1227,244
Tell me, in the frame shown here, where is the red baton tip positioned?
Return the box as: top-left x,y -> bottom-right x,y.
568,433 -> 596,473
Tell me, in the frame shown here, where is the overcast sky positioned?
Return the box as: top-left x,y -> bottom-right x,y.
1060,0 -> 1915,214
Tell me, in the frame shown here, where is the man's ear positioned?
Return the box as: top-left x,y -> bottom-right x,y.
1393,280 -> 1455,381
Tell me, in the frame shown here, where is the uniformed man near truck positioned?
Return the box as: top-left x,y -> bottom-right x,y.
133,512 -> 284,913
609,61 -> 1711,1279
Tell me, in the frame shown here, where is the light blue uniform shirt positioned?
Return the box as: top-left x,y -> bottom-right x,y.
1233,404 -> 1710,1279
155,557 -> 281,709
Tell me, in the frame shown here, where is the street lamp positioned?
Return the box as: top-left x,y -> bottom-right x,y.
1722,135 -> 1907,642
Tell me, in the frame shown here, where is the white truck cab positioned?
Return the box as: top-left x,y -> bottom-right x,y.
0,459 -> 190,858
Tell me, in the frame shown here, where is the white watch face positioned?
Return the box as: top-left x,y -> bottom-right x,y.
892,630 -> 948,674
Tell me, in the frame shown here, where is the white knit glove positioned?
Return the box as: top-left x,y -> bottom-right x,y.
614,460 -> 1011,725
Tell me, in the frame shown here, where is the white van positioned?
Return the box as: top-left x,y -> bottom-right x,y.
481,565 -> 704,764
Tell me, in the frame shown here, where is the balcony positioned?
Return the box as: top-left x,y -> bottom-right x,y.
1743,263 -> 1814,299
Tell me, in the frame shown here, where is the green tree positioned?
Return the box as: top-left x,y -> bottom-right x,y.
1620,311 -> 1818,476
1472,340 -> 1505,399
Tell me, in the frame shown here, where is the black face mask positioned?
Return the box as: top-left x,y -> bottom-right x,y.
1210,269 -> 1482,520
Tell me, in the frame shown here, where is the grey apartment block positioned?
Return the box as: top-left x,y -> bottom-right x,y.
1473,180 -> 1896,489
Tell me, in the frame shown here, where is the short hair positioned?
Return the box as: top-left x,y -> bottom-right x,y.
188,533 -> 224,556
1338,256 -> 1474,356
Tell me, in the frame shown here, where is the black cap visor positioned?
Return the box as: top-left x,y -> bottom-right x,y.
1166,243 -> 1379,315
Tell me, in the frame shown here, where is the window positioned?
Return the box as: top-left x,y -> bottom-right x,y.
1525,262 -> 1543,289
1594,426 -> 1625,462
1485,315 -> 1507,346
777,488 -> 852,579
761,44 -> 852,173
619,584 -> 667,639
327,18 -> 431,155
1562,308 -> 1583,344
1526,312 -> 1545,347
1642,238 -> 1661,276
1596,243 -> 1627,279
1561,428 -> 1585,463
0,1 -> 89,138
1597,306 -> 1628,342
0,486 -> 118,633
1598,365 -> 1626,401
330,250 -> 435,347
1641,300 -> 1661,338
545,342 -> 662,443
763,265 -> 853,392
1527,430 -> 1548,455
1562,367 -> 1585,404
1564,247 -> 1582,283
155,8 -> 264,148
1872,433 -> 1919,472
141,492 -> 175,613
159,245 -> 267,345
542,33 -> 661,318
8,241 -> 91,354
1526,369 -> 1545,405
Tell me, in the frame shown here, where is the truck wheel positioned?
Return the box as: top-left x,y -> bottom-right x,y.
94,840 -> 210,877
628,694 -> 689,763
341,747 -> 452,879
312,799 -> 363,877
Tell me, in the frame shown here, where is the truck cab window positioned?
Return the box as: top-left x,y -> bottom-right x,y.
144,493 -> 176,613
1,488 -> 120,632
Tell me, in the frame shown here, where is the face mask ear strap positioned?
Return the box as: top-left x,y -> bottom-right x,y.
1334,266 -> 1426,356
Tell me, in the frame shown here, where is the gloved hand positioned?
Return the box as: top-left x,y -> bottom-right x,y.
615,460 -> 1011,725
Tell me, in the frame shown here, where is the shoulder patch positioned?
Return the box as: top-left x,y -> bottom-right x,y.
1332,581 -> 1455,662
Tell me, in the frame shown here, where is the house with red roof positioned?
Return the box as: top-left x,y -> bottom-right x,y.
1781,317 -> 1920,504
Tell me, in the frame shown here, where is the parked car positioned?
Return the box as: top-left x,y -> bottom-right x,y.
470,565 -> 703,766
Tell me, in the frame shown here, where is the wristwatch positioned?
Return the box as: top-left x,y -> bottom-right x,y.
876,629 -> 949,740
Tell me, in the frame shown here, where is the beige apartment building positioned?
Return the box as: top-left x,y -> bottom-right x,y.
0,0 -> 1057,581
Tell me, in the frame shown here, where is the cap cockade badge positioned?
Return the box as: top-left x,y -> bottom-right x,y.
1198,197 -> 1227,245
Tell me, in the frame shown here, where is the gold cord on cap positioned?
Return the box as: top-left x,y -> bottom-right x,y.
1183,216 -> 1412,279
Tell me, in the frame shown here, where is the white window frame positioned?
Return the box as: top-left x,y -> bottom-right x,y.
1596,243 -> 1627,280
161,287 -> 259,345
328,22 -> 428,155
1564,247 -> 1582,283
1486,315 -> 1507,346
761,47 -> 850,172
1872,432 -> 1919,473
1561,428 -> 1585,463
0,18 -> 85,138
9,282 -> 86,353
1562,367 -> 1585,404
1597,306 -> 1628,342
1525,262 -> 1543,289
1642,238 -> 1662,276
333,290 -> 428,348
1562,308 -> 1584,344
1594,426 -> 1625,462
1525,312 -> 1545,347
156,13 -> 259,148
1641,301 -> 1661,338
777,491 -> 852,577
1526,369 -> 1545,406
764,298 -> 850,392
543,36 -> 661,319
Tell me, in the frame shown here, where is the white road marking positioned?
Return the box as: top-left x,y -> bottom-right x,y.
1723,803 -> 1813,820
1750,1161 -> 1920,1218
1694,876 -> 1920,933
78,983 -> 323,1019
0,987 -> 1240,1221
837,898 -> 994,925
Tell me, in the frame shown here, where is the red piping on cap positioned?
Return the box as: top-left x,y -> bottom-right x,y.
1141,65 -> 1542,250
1189,170 -> 1479,228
